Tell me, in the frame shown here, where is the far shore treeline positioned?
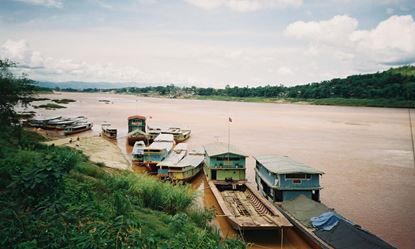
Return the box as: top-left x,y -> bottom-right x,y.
51,66 -> 415,108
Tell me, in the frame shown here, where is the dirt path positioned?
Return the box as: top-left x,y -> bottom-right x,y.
45,136 -> 131,171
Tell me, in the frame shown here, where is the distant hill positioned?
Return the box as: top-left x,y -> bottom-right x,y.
35,81 -> 157,90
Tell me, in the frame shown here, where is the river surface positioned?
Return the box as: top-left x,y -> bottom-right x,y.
30,92 -> 415,248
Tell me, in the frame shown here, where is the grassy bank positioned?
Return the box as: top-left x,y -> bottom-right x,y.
0,129 -> 245,249
189,95 -> 415,108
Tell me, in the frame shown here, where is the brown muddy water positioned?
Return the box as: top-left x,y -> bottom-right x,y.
28,92 -> 415,248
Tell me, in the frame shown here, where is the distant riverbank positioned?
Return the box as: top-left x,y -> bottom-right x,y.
186,95 -> 415,108
105,92 -> 414,108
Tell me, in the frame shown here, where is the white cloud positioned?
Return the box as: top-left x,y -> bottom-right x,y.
285,15 -> 415,65
285,15 -> 358,47
0,39 -> 45,68
16,0 -> 63,8
185,0 -> 303,12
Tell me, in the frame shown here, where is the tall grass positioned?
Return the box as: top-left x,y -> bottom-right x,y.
0,130 -> 246,248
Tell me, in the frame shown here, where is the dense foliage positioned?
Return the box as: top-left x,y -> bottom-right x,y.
0,131 -> 245,249
59,66 -> 415,107
0,59 -> 36,126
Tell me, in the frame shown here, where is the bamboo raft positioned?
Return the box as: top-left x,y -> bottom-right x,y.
208,181 -> 292,230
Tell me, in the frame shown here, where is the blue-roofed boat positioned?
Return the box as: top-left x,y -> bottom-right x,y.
254,154 -> 395,249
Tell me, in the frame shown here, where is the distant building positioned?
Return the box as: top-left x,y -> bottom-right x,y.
255,155 -> 323,202
203,142 -> 247,182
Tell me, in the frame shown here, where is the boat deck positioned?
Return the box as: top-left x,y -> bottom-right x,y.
209,181 -> 292,230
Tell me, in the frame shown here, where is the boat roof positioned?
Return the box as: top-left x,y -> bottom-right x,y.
188,147 -> 205,155
154,133 -> 174,142
158,147 -> 187,167
255,155 -> 324,175
147,141 -> 174,151
174,143 -> 188,152
204,142 -> 247,157
128,115 -> 146,120
175,154 -> 204,168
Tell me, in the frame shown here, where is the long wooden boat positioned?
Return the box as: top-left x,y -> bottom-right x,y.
143,134 -> 175,173
64,122 -> 93,135
160,147 -> 205,182
274,202 -> 332,249
46,116 -> 86,130
207,179 -> 292,231
101,122 -> 117,139
29,116 -> 61,128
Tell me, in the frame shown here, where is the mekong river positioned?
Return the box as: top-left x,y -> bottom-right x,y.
31,92 -> 415,249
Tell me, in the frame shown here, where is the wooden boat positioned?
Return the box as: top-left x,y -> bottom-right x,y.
29,116 -> 61,128
208,180 -> 292,230
254,155 -> 394,249
147,126 -> 191,143
132,141 -> 145,165
46,116 -> 87,130
160,147 -> 205,182
127,115 -> 147,145
127,129 -> 149,146
161,127 -> 191,143
64,122 -> 93,135
202,142 -> 291,230
101,122 -> 117,139
157,143 -> 188,177
143,134 -> 175,173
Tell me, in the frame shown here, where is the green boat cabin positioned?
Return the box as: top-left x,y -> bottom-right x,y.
203,142 -> 247,182
255,155 -> 323,202
128,115 -> 146,133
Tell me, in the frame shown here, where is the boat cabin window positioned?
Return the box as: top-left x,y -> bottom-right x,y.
285,174 -> 311,180
216,157 -> 240,161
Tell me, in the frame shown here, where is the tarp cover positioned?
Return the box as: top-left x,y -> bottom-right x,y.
281,195 -> 330,228
314,220 -> 395,249
311,211 -> 339,231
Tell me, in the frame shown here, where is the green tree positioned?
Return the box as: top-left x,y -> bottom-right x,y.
0,59 -> 35,127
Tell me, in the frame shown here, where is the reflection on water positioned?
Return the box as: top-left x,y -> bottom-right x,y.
28,92 -> 415,249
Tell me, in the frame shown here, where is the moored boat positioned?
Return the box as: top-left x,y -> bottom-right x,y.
132,141 -> 145,165
127,115 -> 148,145
147,126 -> 191,143
159,147 -> 205,182
101,122 -> 117,139
157,143 -> 188,177
143,134 -> 175,173
64,122 -> 93,135
29,116 -> 61,128
46,116 -> 87,130
203,142 -> 292,231
254,155 -> 394,249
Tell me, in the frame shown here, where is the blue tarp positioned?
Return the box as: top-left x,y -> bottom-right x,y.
311,211 -> 340,231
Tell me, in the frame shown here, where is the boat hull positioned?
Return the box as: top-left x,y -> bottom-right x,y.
206,177 -> 292,231
127,135 -> 148,146
64,126 -> 92,135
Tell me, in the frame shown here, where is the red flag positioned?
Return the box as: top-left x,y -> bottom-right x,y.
229,117 -> 232,122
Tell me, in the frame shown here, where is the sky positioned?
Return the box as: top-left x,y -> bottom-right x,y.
0,0 -> 414,87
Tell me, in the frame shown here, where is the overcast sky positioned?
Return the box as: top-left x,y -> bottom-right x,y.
0,0 -> 414,87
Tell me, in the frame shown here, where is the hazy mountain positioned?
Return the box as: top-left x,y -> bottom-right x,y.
34,81 -> 162,90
